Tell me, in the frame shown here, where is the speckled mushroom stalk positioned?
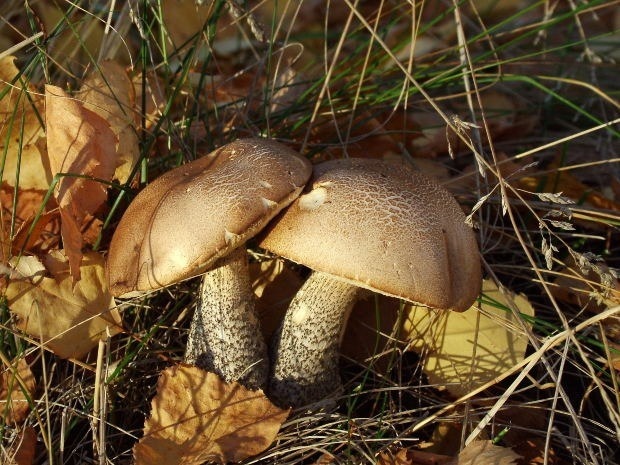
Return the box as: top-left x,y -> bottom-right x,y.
268,272 -> 362,405
259,158 -> 482,407
185,247 -> 268,388
106,138 -> 311,391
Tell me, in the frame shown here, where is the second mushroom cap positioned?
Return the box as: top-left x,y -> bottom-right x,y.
259,157 -> 481,312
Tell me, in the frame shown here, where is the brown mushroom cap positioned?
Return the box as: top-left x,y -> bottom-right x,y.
107,138 -> 311,296
258,158 -> 481,311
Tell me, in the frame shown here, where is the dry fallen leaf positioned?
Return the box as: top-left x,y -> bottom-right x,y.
404,279 -> 534,397
0,185 -> 61,264
0,358 -> 36,425
6,251 -> 122,359
45,84 -> 118,280
376,441 -> 520,465
377,448 -> 415,465
511,438 -> 567,465
449,441 -> 521,465
133,364 -> 289,465
2,426 -> 37,465
0,56 -> 49,190
77,60 -> 140,184
422,421 -> 465,457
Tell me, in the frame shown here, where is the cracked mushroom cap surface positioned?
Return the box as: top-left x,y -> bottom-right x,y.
258,158 -> 481,311
106,138 -> 311,296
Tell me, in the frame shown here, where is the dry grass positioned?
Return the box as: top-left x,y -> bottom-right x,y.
1,0 -> 619,464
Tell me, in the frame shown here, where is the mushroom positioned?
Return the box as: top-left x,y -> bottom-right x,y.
258,158 -> 482,406
106,138 -> 311,389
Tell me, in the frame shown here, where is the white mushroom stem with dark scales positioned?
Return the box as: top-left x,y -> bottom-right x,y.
269,271 -> 361,407
185,248 -> 268,390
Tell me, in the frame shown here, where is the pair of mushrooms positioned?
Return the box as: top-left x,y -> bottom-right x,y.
106,138 -> 481,408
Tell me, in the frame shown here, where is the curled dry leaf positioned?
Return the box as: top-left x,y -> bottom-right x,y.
77,60 -> 140,184
133,365 -> 289,465
45,84 -> 117,280
5,251 -> 122,359
404,279 -> 534,397
0,358 -> 36,425
0,56 -> 49,190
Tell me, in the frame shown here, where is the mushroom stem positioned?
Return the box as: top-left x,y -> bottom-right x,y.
185,247 -> 268,390
269,271 -> 361,407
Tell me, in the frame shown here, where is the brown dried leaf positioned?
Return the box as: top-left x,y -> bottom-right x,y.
0,56 -> 49,190
77,60 -> 140,184
0,358 -> 36,425
6,251 -> 122,359
449,441 -> 521,465
0,185 -> 61,263
378,448 -> 415,465
422,421 -> 464,457
511,438 -> 567,465
133,365 -> 289,465
3,426 -> 37,465
45,84 -> 117,280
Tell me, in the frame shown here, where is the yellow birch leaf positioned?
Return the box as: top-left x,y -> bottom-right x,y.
6,251 -> 122,359
0,56 -> 49,190
133,365 -> 289,465
403,279 -> 534,397
0,358 -> 36,425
